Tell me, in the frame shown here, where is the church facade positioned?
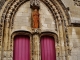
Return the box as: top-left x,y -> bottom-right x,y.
0,0 -> 80,60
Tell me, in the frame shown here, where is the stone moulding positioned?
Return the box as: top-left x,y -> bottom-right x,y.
1,0 -> 70,30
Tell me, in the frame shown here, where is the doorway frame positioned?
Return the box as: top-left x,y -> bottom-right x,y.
11,31 -> 32,60
40,32 -> 58,60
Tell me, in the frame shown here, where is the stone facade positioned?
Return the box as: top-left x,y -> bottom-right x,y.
0,0 -> 80,60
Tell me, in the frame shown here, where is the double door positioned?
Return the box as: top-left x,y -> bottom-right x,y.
13,35 -> 56,60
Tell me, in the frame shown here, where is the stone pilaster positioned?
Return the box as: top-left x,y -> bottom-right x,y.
58,20 -> 65,60
32,29 -> 40,60
30,0 -> 40,59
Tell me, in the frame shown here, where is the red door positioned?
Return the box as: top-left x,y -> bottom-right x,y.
41,35 -> 56,60
13,35 -> 30,60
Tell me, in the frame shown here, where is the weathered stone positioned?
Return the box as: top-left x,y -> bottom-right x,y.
0,0 -> 80,60
3,58 -> 7,60
32,34 -> 40,60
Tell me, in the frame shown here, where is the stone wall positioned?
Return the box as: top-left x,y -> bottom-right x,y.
68,27 -> 80,60
13,1 -> 31,32
0,0 -> 80,60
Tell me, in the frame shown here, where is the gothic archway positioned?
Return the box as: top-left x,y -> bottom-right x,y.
0,0 -> 70,60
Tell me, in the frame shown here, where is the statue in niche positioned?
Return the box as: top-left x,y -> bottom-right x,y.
30,0 -> 40,28
32,9 -> 39,28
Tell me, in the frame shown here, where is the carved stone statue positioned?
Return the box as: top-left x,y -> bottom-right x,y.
30,0 -> 40,28
32,9 -> 39,28
30,0 -> 40,8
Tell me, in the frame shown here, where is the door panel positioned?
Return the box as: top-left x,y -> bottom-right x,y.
41,36 -> 56,60
13,35 -> 30,60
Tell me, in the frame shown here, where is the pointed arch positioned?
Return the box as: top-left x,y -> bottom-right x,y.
0,0 -> 70,60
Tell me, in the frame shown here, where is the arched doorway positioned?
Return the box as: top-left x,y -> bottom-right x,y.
13,35 -> 30,60
40,35 -> 56,60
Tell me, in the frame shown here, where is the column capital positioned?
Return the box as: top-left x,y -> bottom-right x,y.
32,28 -> 41,34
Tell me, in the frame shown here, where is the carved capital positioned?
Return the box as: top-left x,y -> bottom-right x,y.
32,28 -> 41,34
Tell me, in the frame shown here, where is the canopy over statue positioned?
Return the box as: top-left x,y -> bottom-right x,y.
30,0 -> 40,9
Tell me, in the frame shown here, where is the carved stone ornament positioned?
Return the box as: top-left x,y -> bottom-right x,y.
30,0 -> 40,9
73,0 -> 80,6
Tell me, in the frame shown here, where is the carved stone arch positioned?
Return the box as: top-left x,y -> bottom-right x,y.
1,0 -> 70,31
0,0 -> 70,60
11,30 -> 31,50
1,0 -> 69,41
2,0 -> 29,28
1,1 -> 30,59
40,32 -> 58,43
1,0 -> 70,29
11,30 -> 31,38
39,0 -> 70,60
40,0 -> 69,33
11,30 -> 31,48
57,0 -> 71,24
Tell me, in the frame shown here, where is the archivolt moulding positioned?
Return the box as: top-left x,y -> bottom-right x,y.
1,0 -> 70,29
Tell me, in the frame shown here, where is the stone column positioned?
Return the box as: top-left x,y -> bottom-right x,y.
32,29 -> 40,60
58,20 -> 65,60
2,18 -> 10,60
